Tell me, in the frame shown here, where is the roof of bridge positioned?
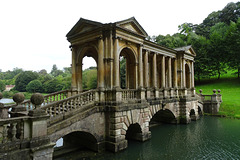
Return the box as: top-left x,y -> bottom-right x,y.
175,45 -> 196,56
66,17 -> 148,38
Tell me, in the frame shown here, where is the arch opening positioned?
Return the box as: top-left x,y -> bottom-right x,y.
125,123 -> 142,141
53,131 -> 99,158
120,48 -> 137,89
77,47 -> 98,91
150,109 -> 177,124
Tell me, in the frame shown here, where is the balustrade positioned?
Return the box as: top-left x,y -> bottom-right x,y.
122,89 -> 137,100
41,90 -> 96,118
0,117 -> 26,144
7,90 -> 74,111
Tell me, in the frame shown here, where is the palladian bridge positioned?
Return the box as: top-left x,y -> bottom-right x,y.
0,17 -> 222,160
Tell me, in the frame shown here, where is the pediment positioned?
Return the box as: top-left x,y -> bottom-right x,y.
66,18 -> 102,38
116,17 -> 148,37
175,45 -> 196,56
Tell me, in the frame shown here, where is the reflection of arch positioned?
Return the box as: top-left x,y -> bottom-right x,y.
59,131 -> 99,152
76,46 -> 98,91
185,63 -> 191,88
198,106 -> 203,117
150,109 -> 177,124
126,123 -> 142,141
120,47 -> 137,89
190,109 -> 196,121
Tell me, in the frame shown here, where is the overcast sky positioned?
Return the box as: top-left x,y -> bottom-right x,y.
0,0 -> 238,72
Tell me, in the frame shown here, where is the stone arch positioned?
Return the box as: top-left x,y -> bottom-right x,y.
125,123 -> 142,141
76,45 -> 98,91
185,63 -> 191,88
150,109 -> 177,124
119,47 -> 137,89
198,106 -> 203,117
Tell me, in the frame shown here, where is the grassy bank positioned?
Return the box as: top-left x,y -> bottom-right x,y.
195,78 -> 240,118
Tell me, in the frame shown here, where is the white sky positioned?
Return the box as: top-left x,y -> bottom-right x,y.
0,0 -> 238,73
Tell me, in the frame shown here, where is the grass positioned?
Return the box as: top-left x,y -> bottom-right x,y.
195,77 -> 240,118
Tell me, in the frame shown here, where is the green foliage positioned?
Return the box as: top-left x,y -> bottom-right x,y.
120,58 -> 126,89
225,19 -> 240,78
154,2 -> 240,81
2,90 -> 16,98
15,71 -> 39,92
195,78 -> 240,118
50,64 -> 63,77
0,80 -> 5,92
82,67 -> 97,90
43,79 -> 64,93
26,80 -> 43,93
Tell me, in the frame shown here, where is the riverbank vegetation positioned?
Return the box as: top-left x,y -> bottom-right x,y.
195,76 -> 240,118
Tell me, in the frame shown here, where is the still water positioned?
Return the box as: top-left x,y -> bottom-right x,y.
0,98 -> 14,104
55,116 -> 240,160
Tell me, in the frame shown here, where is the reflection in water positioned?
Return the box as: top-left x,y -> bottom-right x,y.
54,117 -> 240,160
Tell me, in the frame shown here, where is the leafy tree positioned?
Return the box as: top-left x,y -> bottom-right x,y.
82,67 -> 97,90
15,71 -> 39,92
26,80 -> 43,93
39,69 -> 48,75
0,80 -> 5,92
120,57 -> 126,88
208,22 -> 229,79
50,64 -> 63,77
226,18 -> 240,78
43,79 -> 64,93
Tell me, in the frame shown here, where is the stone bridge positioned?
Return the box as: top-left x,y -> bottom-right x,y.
0,17 -> 222,160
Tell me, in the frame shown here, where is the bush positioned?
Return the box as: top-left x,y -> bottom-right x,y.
26,80 -> 43,93
43,79 -> 64,93
15,71 -> 39,92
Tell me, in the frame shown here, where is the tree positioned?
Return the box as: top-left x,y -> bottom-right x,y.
26,80 -> 43,93
226,18 -> 240,78
43,79 -> 64,93
50,64 -> 63,77
120,58 -> 126,88
208,22 -> 229,79
0,80 -> 5,92
39,69 -> 48,75
82,67 -> 97,90
15,71 -> 39,92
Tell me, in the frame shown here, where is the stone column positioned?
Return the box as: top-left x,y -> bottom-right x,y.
143,51 -> 149,88
161,56 -> 165,88
191,61 -> 195,88
168,57 -> 172,88
71,47 -> 77,90
152,53 -> 157,88
98,37 -> 104,88
113,37 -> 120,88
173,58 -> 178,88
182,58 -> 186,88
138,45 -> 143,88
77,63 -> 83,92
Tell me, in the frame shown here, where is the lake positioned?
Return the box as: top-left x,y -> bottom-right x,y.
55,116 -> 240,159
0,98 -> 14,104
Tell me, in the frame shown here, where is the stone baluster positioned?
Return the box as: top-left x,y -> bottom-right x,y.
11,123 -> 17,140
2,124 -> 8,143
0,92 -> 11,119
217,89 -> 222,102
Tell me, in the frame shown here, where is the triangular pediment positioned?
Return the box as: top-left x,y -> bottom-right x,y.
66,18 -> 102,38
116,17 -> 148,37
175,45 -> 196,56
